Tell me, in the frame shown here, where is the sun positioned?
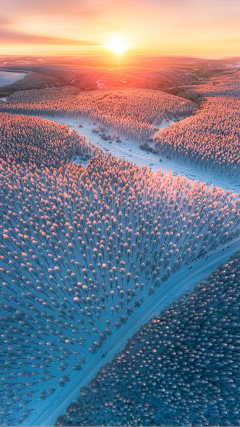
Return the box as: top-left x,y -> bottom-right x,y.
107,37 -> 129,54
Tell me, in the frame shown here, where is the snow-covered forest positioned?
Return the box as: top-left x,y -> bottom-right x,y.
155,96 -> 240,178
1,66 -> 240,426
2,70 -> 240,180
155,70 -> 240,178
0,66 -> 200,94
0,88 -> 196,141
0,113 -> 93,168
57,251 -> 240,426
1,113 -> 240,423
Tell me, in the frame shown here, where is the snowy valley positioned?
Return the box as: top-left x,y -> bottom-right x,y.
0,66 -> 240,426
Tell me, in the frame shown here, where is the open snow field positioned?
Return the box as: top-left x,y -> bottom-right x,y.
0,71 -> 26,87
37,114 -> 240,194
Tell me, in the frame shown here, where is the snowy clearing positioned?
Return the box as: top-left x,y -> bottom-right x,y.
0,71 -> 27,87
35,114 -> 240,194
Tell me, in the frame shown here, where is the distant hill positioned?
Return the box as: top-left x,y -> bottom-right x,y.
0,65 -> 201,95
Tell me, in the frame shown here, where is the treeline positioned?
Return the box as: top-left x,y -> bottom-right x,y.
155,70 -> 240,179
56,251 -> 240,426
192,69 -> 240,99
26,65 -> 200,91
0,88 -> 197,142
0,71 -> 61,96
1,152 -> 240,424
0,113 -> 94,168
155,96 -> 240,178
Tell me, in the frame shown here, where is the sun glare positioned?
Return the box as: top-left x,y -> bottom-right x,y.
107,37 -> 129,54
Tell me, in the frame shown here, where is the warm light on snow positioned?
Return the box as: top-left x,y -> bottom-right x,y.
1,64 -> 240,427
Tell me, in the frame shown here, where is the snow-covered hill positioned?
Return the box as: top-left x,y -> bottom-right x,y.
1,141 -> 240,424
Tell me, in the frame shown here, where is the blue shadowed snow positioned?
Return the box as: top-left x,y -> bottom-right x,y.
1,113 -> 240,426
57,252 -> 240,426
0,71 -> 26,87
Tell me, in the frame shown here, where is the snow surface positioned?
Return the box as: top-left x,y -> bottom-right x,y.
28,236 -> 240,427
0,71 -> 26,87
36,114 -> 240,194
2,111 -> 239,425
13,112 -> 240,426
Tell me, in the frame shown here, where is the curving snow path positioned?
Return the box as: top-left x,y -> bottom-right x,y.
25,235 -> 240,427
1,108 -> 239,192
7,111 -> 239,426
31,114 -> 240,194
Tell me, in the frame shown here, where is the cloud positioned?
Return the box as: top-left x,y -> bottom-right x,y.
1,0 -> 108,19
0,29 -> 100,45
0,17 -> 16,25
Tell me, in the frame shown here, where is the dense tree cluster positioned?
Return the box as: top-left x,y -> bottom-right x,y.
155,96 -> 240,178
28,65 -> 200,91
155,71 -> 240,178
193,70 -> 240,99
0,149 -> 240,424
56,251 -> 240,426
0,88 -> 196,141
0,113 -> 93,168
0,71 -> 62,96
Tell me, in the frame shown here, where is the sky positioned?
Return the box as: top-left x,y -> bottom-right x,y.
0,0 -> 240,57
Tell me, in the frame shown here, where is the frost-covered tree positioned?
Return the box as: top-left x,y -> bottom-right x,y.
1,119 -> 240,424
0,89 -> 196,142
58,252 -> 240,426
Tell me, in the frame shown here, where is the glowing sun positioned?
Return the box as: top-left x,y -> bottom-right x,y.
107,37 -> 129,54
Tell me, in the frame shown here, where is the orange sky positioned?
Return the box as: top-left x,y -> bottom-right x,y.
0,0 -> 240,56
